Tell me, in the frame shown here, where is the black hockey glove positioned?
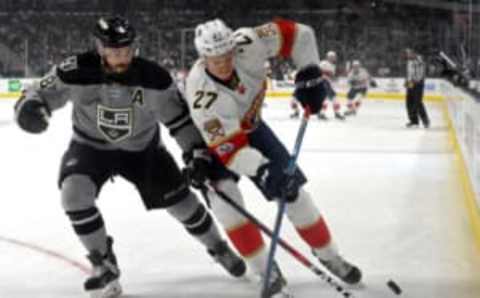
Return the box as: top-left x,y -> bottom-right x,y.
183,147 -> 213,189
256,162 -> 300,202
369,79 -> 378,88
14,97 -> 50,134
293,64 -> 327,114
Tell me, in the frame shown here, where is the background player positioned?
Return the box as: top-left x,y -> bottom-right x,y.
185,18 -> 362,298
345,60 -> 372,116
287,69 -> 301,119
14,16 -> 245,298
318,51 -> 345,120
289,99 -> 300,119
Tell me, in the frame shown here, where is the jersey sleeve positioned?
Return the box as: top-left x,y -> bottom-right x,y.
361,69 -> 370,83
347,70 -> 354,85
406,61 -> 414,82
252,19 -> 320,68
149,81 -> 206,153
21,58 -> 76,113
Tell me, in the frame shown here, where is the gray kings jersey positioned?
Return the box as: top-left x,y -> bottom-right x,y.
23,51 -> 202,152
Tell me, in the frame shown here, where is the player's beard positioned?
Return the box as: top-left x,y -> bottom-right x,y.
102,59 -> 132,76
110,63 -> 130,73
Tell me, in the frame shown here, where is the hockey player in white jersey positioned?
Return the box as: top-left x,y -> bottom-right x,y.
345,60 -> 371,116
317,51 -> 345,120
184,19 -> 362,298
287,70 -> 302,119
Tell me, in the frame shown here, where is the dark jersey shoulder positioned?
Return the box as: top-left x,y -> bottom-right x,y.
56,52 -> 173,90
56,51 -> 104,85
57,51 -> 173,90
132,57 -> 173,91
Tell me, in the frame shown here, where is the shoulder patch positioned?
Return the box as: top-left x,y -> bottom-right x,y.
254,23 -> 278,39
58,56 -> 78,72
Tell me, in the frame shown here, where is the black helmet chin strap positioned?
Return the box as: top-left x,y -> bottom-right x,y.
95,39 -> 106,56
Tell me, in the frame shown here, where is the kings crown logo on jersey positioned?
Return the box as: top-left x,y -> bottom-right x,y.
97,104 -> 133,142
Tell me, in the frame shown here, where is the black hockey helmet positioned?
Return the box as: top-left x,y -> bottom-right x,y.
94,16 -> 136,48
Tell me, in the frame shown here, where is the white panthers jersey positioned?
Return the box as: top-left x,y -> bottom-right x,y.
348,67 -> 370,89
319,60 -> 336,80
186,20 -> 320,175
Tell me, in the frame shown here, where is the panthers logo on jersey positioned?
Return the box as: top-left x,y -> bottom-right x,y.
204,118 -> 225,142
97,104 -> 133,142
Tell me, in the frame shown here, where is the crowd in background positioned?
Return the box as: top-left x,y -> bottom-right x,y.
0,0 -> 478,79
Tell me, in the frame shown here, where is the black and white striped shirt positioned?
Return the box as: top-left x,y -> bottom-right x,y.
407,56 -> 425,82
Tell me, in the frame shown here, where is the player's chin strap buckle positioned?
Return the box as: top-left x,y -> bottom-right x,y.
295,77 -> 324,89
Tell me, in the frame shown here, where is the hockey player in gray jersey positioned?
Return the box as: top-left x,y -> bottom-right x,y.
14,16 -> 245,298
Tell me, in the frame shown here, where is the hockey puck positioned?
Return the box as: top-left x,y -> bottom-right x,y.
387,280 -> 402,295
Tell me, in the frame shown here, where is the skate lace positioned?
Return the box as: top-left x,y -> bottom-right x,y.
88,251 -> 119,278
89,259 -> 119,279
102,258 -> 120,276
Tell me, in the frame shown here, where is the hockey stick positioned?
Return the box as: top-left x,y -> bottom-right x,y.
262,108 -> 311,298
201,184 -> 355,298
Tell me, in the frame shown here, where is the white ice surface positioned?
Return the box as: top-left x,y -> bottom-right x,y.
1,98 -> 479,298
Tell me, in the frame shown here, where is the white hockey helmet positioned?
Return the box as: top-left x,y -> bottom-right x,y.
352,60 -> 361,67
327,51 -> 337,59
194,19 -> 235,57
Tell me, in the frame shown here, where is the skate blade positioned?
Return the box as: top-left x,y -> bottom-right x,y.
247,273 -> 294,298
345,281 -> 366,290
271,289 -> 294,298
88,280 -> 122,298
263,286 -> 294,298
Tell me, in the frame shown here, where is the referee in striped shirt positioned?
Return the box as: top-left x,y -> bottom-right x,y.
405,48 -> 430,128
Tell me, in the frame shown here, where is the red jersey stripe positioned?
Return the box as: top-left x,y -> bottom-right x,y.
209,131 -> 249,165
274,18 -> 297,59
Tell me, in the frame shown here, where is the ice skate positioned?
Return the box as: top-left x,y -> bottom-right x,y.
208,240 -> 247,277
344,109 -> 356,116
422,119 -> 430,129
260,261 -> 293,298
289,112 -> 299,119
406,122 -> 419,128
313,250 -> 362,284
317,113 -> 328,120
334,112 -> 346,120
84,237 -> 122,298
